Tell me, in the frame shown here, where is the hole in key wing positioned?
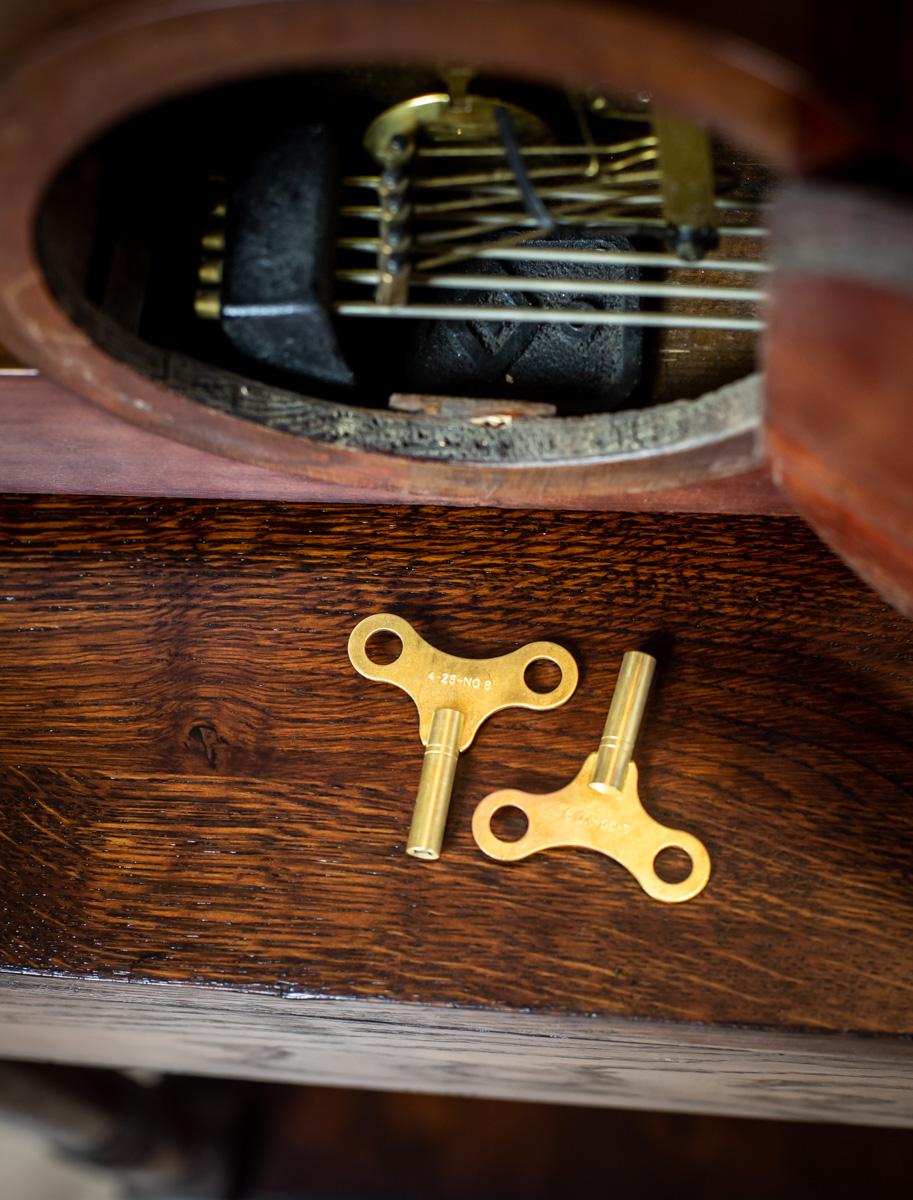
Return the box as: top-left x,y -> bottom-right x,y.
524,657 -> 562,694
489,805 -> 529,843
364,629 -> 404,665
653,845 -> 693,884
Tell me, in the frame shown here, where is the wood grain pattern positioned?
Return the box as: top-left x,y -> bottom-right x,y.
2,976 -> 913,1128
0,498 -> 912,1122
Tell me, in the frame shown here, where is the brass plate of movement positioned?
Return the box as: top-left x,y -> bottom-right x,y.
363,92 -> 552,161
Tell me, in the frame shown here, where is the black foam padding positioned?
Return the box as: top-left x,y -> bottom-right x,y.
395,234 -> 642,409
221,124 -> 355,388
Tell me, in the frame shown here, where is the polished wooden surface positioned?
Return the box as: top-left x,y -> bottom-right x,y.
0,498 -> 911,1122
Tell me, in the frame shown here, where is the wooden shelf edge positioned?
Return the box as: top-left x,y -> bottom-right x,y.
1,973 -> 910,1128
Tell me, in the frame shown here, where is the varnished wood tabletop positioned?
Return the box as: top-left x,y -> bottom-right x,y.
0,498 -> 911,1123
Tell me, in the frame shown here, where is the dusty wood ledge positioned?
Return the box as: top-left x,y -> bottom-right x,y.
0,375 -> 790,512
1,975 -> 912,1128
0,500 -> 911,1125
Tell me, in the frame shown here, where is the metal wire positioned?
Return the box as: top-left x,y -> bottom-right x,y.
336,268 -> 764,303
415,136 -> 658,158
336,238 -> 770,272
336,118 -> 768,331
335,301 -> 763,331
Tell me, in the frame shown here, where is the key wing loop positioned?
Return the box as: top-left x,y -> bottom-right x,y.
347,612 -> 578,748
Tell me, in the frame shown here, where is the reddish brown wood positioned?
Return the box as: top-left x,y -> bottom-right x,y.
766,187 -> 913,616
0,0 -> 854,507
0,375 -> 792,512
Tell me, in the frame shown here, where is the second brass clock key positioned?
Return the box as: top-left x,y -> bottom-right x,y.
472,650 -> 711,902
348,613 -> 578,861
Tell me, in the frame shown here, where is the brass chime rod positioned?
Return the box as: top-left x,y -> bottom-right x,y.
408,184 -> 662,218
346,161 -> 657,192
336,237 -> 771,273
334,301 -> 763,331
415,222 -> 766,273
339,199 -> 664,221
412,214 -> 768,240
415,225 -> 564,272
448,181 -> 661,205
342,176 -> 659,218
469,189 -> 763,212
341,206 -> 767,239
415,137 -> 658,158
422,157 -> 655,189
335,268 -> 764,303
344,187 -> 762,216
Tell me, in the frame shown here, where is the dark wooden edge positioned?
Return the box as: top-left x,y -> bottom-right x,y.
766,184 -> 913,611
1,974 -> 911,1128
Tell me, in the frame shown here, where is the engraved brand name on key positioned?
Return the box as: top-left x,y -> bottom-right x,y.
428,671 -> 493,690
564,807 -> 631,834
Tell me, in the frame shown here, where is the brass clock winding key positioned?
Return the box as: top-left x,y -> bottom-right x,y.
348,613 -> 578,861
472,651 -> 711,902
